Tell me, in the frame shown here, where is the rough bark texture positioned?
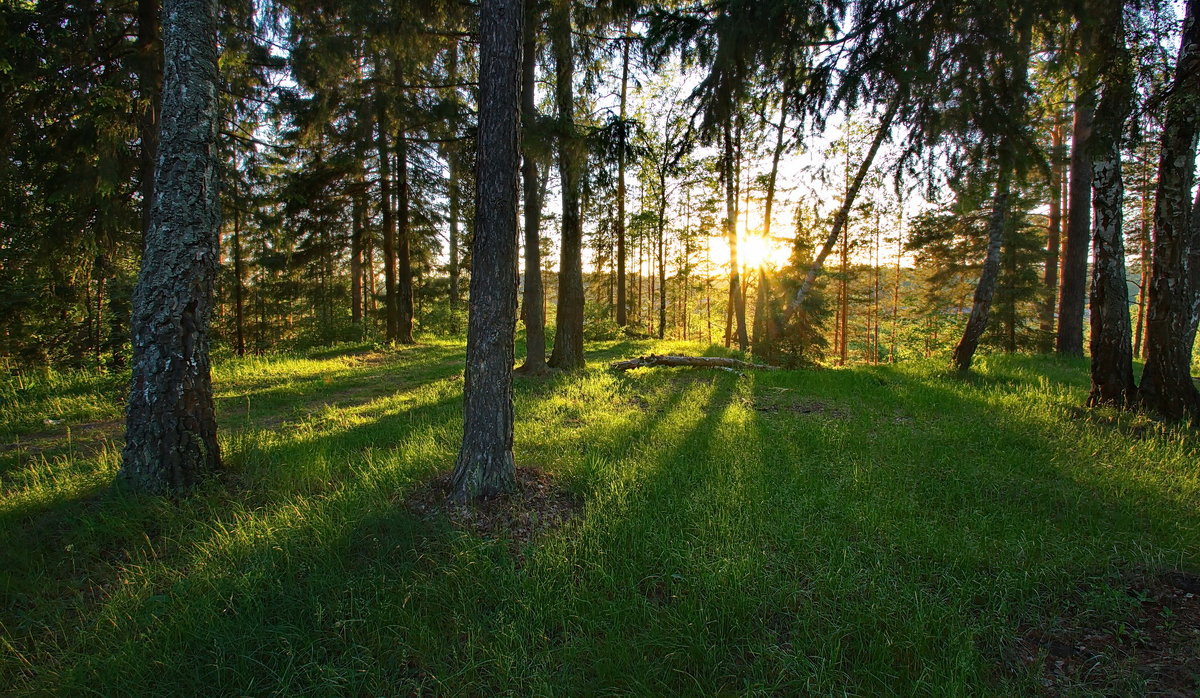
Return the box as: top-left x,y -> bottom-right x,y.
1139,0 -> 1200,420
547,0 -> 585,369
119,0 -> 221,494
1057,89 -> 1096,357
952,170 -> 1012,372
1087,7 -> 1137,408
1040,119 -> 1064,345
610,354 -> 780,372
450,0 -> 523,502
518,2 -> 546,374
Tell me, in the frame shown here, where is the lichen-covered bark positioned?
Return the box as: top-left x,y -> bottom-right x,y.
450,0 -> 522,502
1139,0 -> 1200,420
547,0 -> 585,370
518,3 -> 547,375
1087,4 -> 1136,408
952,170 -> 1011,372
119,0 -> 221,494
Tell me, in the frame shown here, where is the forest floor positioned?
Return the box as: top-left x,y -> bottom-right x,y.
1,339 -> 1198,695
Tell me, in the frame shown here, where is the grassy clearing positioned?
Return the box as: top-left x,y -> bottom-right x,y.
1,340 -> 1198,695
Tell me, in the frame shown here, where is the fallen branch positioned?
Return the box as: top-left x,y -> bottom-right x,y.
609,354 -> 781,372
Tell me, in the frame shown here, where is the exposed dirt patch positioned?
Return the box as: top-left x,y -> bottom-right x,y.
403,466 -> 582,556
750,389 -> 848,418
1013,571 -> 1200,695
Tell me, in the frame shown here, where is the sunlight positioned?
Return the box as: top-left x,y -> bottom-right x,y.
706,228 -> 791,273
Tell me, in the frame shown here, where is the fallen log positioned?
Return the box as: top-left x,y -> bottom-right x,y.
609,354 -> 781,372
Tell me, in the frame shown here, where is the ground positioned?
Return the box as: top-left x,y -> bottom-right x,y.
1,339 -> 1198,695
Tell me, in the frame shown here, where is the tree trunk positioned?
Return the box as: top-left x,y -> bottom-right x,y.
723,120 -> 748,351
657,174 -> 668,340
616,24 -> 630,327
120,0 -> 221,494
547,0 -> 585,369
1057,88 -> 1096,357
518,2 -> 547,374
351,189 -> 363,325
232,199 -> 246,356
1040,117 -> 1065,348
1139,0 -> 1200,420
396,132 -> 415,343
1087,7 -> 1136,407
952,169 -> 1012,372
137,0 -> 162,249
447,44 -> 462,317
451,0 -> 522,502
376,78 -> 398,342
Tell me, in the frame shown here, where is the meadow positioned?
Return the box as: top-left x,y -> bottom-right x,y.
1,339 -> 1198,695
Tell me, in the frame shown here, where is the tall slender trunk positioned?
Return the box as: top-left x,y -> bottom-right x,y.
1057,87 -> 1096,357
351,188 -> 363,325
1139,0 -> 1200,419
518,2 -> 546,374
1040,118 -> 1065,348
120,0 -> 221,494
447,44 -> 462,317
137,0 -> 162,248
616,24 -> 630,327
451,0 -> 522,502
891,207 -> 902,362
953,168 -> 1013,372
657,171 -> 668,339
723,119 -> 748,350
396,132 -> 415,343
547,0 -> 585,369
232,200 -> 245,356
376,80 -> 398,342
1133,142 -> 1153,359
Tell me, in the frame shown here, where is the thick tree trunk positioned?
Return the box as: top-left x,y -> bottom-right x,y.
1040,118 -> 1065,347
1057,89 -> 1096,357
518,2 -> 547,374
952,169 -> 1012,372
1087,7 -> 1136,407
396,132 -> 415,343
547,0 -> 585,369
450,0 -> 523,502
1139,0 -> 1200,420
120,0 -> 221,494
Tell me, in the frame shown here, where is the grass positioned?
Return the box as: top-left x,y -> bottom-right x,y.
1,339 -> 1198,695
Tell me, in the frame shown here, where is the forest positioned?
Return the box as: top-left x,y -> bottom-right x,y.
2,0 -> 1200,693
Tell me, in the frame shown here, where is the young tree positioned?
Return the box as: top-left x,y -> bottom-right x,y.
119,0 -> 222,493
450,0 -> 523,501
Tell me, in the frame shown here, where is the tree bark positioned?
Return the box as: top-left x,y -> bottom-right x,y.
1139,0 -> 1200,420
616,24 -> 630,327
547,0 -> 585,369
1087,5 -> 1136,407
120,0 -> 221,494
375,78 -> 398,342
447,44 -> 462,317
518,0 -> 547,374
137,0 -> 162,248
952,168 -> 1012,372
396,132 -> 415,343
1040,117 -> 1065,348
1057,88 -> 1096,357
450,0 -> 523,502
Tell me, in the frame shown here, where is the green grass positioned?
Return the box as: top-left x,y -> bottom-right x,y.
1,341 -> 1198,695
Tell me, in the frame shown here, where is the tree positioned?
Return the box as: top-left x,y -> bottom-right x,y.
1138,0 -> 1200,420
450,0 -> 523,502
119,0 -> 222,493
518,0 -> 548,375
1086,0 -> 1137,407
